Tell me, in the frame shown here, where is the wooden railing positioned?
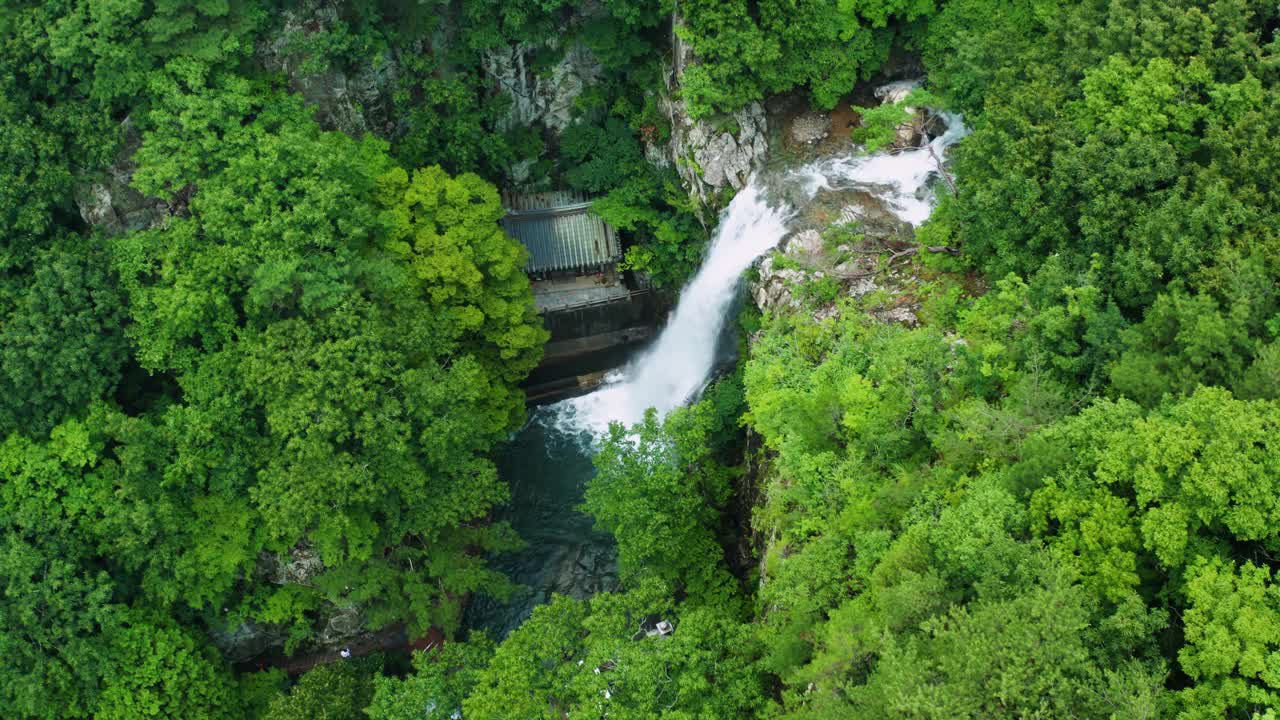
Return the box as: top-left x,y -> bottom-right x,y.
541,288 -> 653,313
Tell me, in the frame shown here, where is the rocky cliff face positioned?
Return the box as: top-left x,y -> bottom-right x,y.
651,14 -> 770,203
484,39 -> 605,186
484,42 -> 603,136
751,198 -> 922,327
256,0 -> 398,138
74,119 -> 169,236
668,101 -> 769,201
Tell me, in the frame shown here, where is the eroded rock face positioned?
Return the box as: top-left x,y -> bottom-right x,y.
484,41 -> 602,135
74,119 -> 169,235
784,229 -> 825,265
653,13 -> 769,203
753,255 -> 812,311
674,103 -> 769,194
675,100 -> 768,199
256,0 -> 398,137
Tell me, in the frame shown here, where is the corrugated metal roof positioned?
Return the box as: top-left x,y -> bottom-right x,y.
500,190 -> 620,273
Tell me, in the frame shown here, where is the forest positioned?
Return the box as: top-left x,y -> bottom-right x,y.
3,0 -> 1280,718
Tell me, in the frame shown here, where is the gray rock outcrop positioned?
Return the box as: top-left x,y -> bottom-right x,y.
652,13 -> 769,203
256,0 -> 398,137
254,544 -> 368,650
74,119 -> 169,235
751,190 -> 921,325
484,41 -> 603,135
669,102 -> 769,197
263,544 -> 326,586
753,254 -> 812,311
753,227 -> 886,314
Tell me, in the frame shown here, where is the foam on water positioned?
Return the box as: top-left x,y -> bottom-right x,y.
800,112 -> 969,225
547,113 -> 969,436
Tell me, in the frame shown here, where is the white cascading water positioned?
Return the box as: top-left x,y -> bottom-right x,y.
552,182 -> 791,435
550,112 -> 968,436
802,112 -> 969,225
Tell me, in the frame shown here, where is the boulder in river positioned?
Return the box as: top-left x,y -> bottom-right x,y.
873,78 -> 930,149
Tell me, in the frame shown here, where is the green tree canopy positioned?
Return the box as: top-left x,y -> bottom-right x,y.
266,655 -> 383,720
1178,557 -> 1280,719
0,533 -> 121,720
95,615 -> 241,720
103,74 -> 541,639
677,0 -> 935,117
585,402 -> 738,605
464,579 -> 766,720
0,235 -> 129,435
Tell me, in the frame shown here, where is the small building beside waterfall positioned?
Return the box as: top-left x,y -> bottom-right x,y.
499,190 -> 632,312
500,190 -> 660,401
500,190 -> 620,275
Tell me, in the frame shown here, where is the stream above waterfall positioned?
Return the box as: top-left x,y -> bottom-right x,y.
464,112 -> 968,638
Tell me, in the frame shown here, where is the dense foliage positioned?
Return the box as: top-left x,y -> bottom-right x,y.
1,1 -> 551,715
6,0 -> 1280,717
677,0 -> 934,117
725,1 -> 1280,717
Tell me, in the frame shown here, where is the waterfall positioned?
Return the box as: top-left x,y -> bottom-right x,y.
466,112 -> 969,637
548,182 -> 788,435
549,112 -> 969,436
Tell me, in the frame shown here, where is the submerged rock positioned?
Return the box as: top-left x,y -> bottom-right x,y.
789,111 -> 831,146
552,543 -> 618,598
